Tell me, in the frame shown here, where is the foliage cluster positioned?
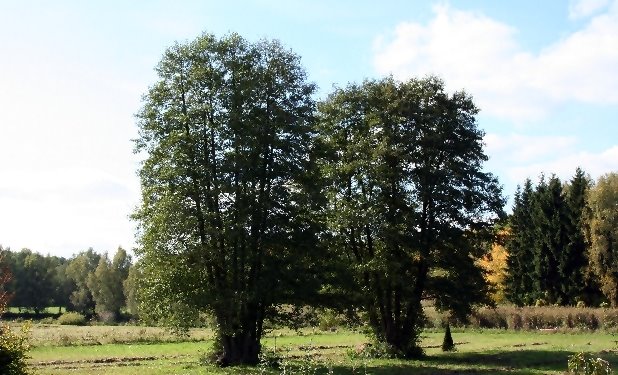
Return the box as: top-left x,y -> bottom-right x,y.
0,322 -> 31,375
568,352 -> 612,375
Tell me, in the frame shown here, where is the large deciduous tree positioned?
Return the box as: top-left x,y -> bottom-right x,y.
134,33 -> 322,366
318,77 -> 504,357
587,172 -> 618,306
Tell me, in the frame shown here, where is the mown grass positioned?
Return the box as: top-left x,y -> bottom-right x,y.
26,325 -> 618,374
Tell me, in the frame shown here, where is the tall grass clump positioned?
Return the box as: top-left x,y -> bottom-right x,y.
430,306 -> 618,331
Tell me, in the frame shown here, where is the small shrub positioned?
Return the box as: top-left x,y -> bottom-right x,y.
507,312 -> 523,330
317,309 -> 343,331
568,352 -> 612,374
0,322 -> 31,375
57,312 -> 87,326
441,323 -> 455,352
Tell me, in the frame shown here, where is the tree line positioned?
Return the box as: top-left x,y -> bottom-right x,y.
504,169 -> 618,308
0,246 -> 138,321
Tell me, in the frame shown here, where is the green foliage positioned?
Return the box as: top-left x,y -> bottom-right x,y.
505,169 -> 603,307
0,322 -> 31,375
6,249 -> 58,313
87,248 -> 130,321
57,312 -> 87,326
318,76 -> 503,357
568,352 -> 612,375
134,32 -> 322,366
441,323 -> 455,352
123,262 -> 142,318
587,172 -> 618,306
505,180 -> 536,306
66,249 -> 100,315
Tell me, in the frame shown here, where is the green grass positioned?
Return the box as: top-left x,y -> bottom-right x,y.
25,325 -> 618,374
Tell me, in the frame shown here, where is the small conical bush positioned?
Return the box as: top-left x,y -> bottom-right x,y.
441,323 -> 455,352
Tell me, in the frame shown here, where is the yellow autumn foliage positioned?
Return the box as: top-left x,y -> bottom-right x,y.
478,230 -> 509,304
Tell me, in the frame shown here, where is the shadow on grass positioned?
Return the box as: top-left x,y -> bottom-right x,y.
278,350 -> 618,375
426,349 -> 618,373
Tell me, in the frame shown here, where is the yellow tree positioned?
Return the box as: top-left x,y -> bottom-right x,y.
478,229 -> 509,304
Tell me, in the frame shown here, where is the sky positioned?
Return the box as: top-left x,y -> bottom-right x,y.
1,0 -> 617,258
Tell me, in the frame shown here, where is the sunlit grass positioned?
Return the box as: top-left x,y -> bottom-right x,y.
26,325 -> 618,374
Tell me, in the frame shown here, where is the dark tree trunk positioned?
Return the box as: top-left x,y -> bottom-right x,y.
216,331 -> 261,367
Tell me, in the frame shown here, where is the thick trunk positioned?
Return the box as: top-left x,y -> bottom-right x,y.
216,331 -> 261,367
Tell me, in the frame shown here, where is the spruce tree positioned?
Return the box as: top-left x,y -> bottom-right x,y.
505,179 -> 535,305
532,175 -> 569,305
562,168 -> 590,305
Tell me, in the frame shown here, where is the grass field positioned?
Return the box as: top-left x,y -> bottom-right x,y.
22,325 -> 618,374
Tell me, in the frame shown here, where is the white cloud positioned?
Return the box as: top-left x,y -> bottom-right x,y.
484,133 -> 577,163
508,145 -> 618,183
483,133 -> 618,198
373,2 -> 618,122
569,0 -> 611,19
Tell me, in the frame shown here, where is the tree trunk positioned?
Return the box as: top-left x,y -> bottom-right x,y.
216,332 -> 261,366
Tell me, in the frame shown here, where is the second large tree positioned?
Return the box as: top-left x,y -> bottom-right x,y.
318,77 -> 504,357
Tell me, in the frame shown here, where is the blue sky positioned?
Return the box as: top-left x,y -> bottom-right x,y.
1,0 -> 617,258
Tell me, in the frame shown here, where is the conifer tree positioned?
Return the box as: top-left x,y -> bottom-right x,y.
441,323 -> 455,352
505,179 -> 535,305
562,167 -> 591,304
531,176 -> 569,305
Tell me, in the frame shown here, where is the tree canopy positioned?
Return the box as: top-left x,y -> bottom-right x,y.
133,32 -> 324,365
317,77 -> 504,357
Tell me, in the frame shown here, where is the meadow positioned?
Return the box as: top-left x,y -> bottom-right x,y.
23,324 -> 618,374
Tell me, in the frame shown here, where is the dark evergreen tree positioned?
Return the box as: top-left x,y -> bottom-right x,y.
531,176 -> 570,305
561,167 -> 592,305
441,323 -> 455,352
505,179 -> 535,306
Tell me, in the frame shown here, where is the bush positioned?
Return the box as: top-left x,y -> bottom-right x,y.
441,323 -> 455,352
0,322 -> 31,375
57,312 -> 87,326
568,352 -> 611,374
317,309 -> 344,331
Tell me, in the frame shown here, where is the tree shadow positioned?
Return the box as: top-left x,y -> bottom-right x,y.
426,349 -> 618,373
289,349 -> 618,375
